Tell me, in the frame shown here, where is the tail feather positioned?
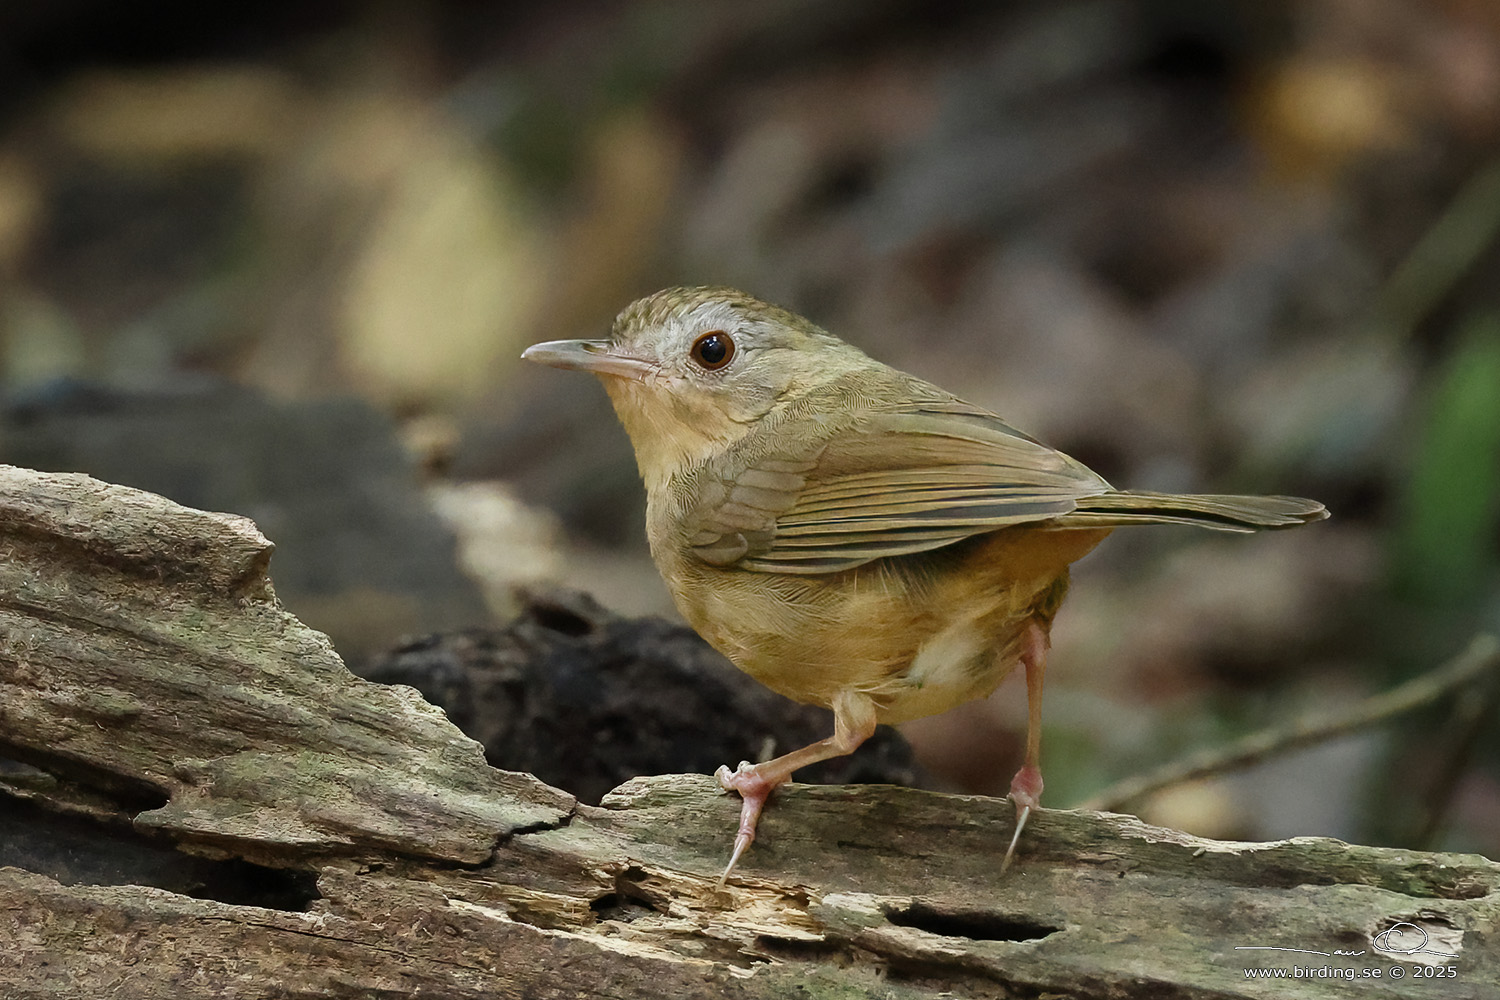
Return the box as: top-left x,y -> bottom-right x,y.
1053,491 -> 1328,533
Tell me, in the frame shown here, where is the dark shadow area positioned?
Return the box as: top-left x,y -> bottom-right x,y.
0,787 -> 319,911
885,900 -> 1061,942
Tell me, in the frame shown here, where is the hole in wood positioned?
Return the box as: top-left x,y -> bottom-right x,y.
0,797 -> 320,910
589,865 -> 669,923
1,744 -> 170,814
884,900 -> 1061,942
589,892 -> 655,924
186,859 -> 322,911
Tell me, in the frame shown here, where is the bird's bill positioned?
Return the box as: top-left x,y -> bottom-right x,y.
520,339 -> 653,381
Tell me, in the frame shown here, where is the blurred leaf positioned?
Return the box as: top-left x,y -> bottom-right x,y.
1394,312 -> 1500,603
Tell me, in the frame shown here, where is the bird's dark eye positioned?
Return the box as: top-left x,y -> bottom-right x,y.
690,330 -> 735,371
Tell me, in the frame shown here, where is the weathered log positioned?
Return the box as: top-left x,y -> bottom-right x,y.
0,465 -> 1493,999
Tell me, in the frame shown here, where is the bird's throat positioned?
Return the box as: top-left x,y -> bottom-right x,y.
601,375 -> 751,493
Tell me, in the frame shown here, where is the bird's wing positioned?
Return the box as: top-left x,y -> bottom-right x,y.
684,396 -> 1111,574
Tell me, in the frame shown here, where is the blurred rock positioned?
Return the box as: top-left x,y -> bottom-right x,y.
427,479 -> 564,620
453,364 -> 646,550
0,379 -> 488,656
432,473 -> 674,621
357,587 -> 927,806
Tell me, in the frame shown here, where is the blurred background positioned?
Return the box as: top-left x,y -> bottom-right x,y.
1,0 -> 1497,858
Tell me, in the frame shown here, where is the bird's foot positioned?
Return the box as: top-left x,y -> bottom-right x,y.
714,761 -> 785,885
1002,763 -> 1044,873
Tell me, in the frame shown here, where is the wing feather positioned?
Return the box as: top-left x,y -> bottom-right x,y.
684,389 -> 1111,573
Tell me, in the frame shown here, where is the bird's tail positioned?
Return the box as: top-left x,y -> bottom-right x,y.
1053,491 -> 1327,533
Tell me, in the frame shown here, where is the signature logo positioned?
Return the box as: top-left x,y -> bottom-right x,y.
1235,921 -> 1457,961
1370,922 -> 1458,960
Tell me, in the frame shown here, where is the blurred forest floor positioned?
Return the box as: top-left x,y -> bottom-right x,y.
1,0 -> 1498,860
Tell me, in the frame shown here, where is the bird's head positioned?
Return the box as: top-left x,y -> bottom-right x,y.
523,286 -> 867,489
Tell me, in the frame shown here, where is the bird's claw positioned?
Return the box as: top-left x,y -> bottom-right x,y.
715,761 -> 756,793
1002,763 -> 1044,873
714,761 -> 783,884
719,829 -> 755,888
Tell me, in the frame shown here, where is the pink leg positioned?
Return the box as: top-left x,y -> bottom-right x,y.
1002,620 -> 1048,872
715,691 -> 877,884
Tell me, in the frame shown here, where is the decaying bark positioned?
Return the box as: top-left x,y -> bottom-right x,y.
0,465 -> 1494,999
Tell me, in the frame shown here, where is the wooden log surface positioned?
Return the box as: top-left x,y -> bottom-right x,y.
0,465 -> 1494,999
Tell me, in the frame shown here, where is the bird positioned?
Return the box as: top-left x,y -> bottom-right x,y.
522,285 -> 1327,882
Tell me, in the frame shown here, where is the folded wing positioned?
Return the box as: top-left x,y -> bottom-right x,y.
684,394 -> 1112,574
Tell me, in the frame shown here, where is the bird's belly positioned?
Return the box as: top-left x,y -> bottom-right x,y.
875,616 -> 1024,724
677,559 -> 1049,724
